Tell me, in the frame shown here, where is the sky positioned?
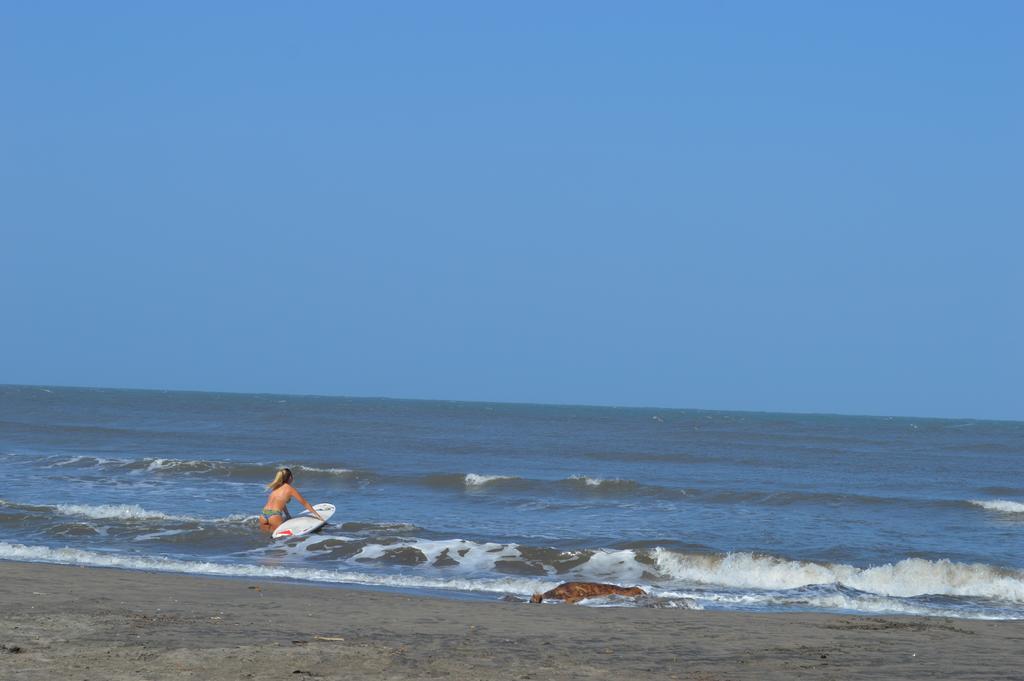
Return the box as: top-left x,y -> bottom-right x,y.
1,3 -> 1021,420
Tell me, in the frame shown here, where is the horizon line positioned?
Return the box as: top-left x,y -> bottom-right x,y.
3,382 -> 1020,426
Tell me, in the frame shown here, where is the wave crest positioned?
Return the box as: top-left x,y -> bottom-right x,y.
970,499 -> 1024,514
464,474 -> 516,486
56,503 -> 185,521
48,503 -> 248,524
0,541 -> 555,596
566,475 -> 640,492
651,549 -> 1024,602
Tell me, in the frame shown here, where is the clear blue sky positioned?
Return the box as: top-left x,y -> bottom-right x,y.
2,3 -> 1021,420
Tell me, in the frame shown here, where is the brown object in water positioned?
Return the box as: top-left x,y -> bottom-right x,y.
530,581 -> 647,604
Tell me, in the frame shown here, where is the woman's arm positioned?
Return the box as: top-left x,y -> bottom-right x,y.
288,486 -> 323,520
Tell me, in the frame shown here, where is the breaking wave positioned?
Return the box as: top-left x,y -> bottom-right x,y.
35,455 -> 360,482
17,501 -> 249,524
27,452 -> 986,513
283,531 -> 1024,608
56,503 -> 187,521
0,541 -> 556,597
3,539 -> 1021,618
651,549 -> 1024,602
297,465 -> 353,476
464,473 -> 517,486
969,500 -> 1024,514
567,475 -> 637,489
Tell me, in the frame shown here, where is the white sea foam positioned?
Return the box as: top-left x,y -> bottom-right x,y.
55,503 -> 185,521
297,465 -> 353,476
575,549 -> 650,582
651,549 -> 1024,602
970,499 -> 1024,514
351,538 -> 520,572
566,475 -> 642,489
3,534 -> 1022,617
142,459 -> 352,477
145,458 -> 220,473
52,503 -> 248,524
0,541 -> 556,596
307,536 -> 1024,607
651,589 -> 996,619
569,475 -> 607,486
464,474 -> 514,486
145,458 -> 173,472
142,458 -> 182,473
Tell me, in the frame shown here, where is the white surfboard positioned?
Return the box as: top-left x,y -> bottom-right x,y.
272,503 -> 335,539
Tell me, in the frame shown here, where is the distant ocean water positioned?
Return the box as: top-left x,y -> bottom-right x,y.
2,385 -> 1022,619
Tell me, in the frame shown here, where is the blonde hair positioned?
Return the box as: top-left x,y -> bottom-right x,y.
266,467 -> 293,490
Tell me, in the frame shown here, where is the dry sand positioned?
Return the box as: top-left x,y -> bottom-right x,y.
2,561 -> 1021,680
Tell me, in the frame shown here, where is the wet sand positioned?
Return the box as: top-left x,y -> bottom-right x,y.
2,561 -> 1021,680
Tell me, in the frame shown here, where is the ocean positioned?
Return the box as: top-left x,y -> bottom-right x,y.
2,384 -> 1022,619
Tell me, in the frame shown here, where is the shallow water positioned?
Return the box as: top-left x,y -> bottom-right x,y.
2,385 -> 1022,618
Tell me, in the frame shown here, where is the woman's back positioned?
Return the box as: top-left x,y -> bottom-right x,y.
266,483 -> 293,510
259,467 -> 321,533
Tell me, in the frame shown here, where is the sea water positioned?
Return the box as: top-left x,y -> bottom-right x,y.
1,385 -> 1021,618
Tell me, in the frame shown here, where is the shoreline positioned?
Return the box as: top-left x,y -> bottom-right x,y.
3,560 -> 1021,680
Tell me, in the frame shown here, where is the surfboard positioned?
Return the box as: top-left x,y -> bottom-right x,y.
272,503 -> 335,539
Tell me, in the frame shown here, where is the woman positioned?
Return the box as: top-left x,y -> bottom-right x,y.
259,467 -> 322,533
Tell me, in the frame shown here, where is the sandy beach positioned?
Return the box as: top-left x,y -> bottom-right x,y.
2,561 -> 1021,680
